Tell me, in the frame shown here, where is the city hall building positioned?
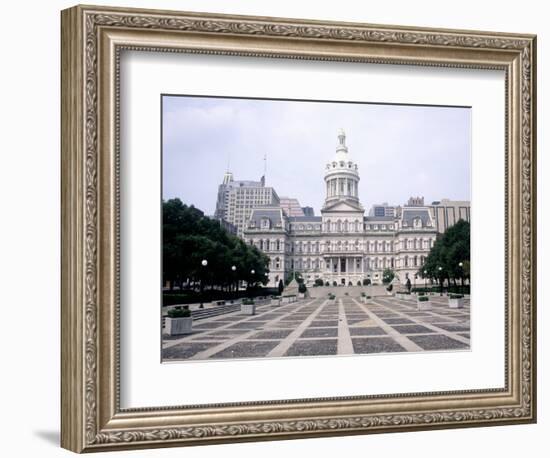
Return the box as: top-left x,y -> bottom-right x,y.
241,129 -> 444,287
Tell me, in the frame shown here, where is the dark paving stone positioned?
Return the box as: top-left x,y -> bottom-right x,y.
219,315 -> 251,321
352,337 -> 406,353
421,317 -> 454,324
382,318 -> 415,325
409,335 -> 470,350
310,320 -> 339,327
196,329 -> 249,337
301,327 -> 338,338
349,327 -> 387,336
162,332 -> 198,341
193,322 -> 232,329
187,338 -> 225,342
433,323 -> 471,332
227,322 -> 266,330
285,339 -> 338,356
163,342 -> 219,360
391,324 -> 434,334
210,341 -> 280,359
246,329 -> 294,339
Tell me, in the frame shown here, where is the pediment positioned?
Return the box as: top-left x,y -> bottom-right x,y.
321,199 -> 364,214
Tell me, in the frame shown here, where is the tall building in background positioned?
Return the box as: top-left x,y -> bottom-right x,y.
279,197 -> 306,217
406,196 -> 425,206
368,202 -> 396,218
214,172 -> 280,237
430,198 -> 471,233
302,206 -> 315,217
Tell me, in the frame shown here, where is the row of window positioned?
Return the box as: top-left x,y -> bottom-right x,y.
285,255 -> 427,271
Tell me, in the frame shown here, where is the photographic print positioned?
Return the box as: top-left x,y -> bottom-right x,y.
161,95 -> 471,362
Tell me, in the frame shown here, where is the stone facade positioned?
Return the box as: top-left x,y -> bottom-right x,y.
243,130 -> 441,287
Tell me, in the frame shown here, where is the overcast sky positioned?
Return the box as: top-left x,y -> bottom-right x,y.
162,95 -> 470,215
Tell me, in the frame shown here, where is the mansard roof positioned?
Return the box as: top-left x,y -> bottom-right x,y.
248,207 -> 285,227
401,208 -> 432,226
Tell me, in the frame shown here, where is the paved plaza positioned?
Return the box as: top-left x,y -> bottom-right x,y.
162,295 -> 470,361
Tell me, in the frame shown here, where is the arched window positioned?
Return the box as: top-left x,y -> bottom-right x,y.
276,239 -> 280,251
259,240 -> 264,250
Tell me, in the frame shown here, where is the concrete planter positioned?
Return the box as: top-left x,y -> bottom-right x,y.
298,293 -> 305,299
271,298 -> 281,306
416,298 -> 432,310
241,303 -> 256,315
449,297 -> 464,309
165,316 -> 193,336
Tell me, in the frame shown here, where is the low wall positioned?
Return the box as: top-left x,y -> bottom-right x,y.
306,285 -> 389,298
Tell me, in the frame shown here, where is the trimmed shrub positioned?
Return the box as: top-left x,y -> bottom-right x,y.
348,281 -> 353,286
325,281 -> 330,286
167,306 -> 191,318
418,296 -> 429,302
333,281 -> 338,287
241,298 -> 255,305
298,283 -> 307,293
314,278 -> 324,287
450,293 -> 464,299
362,278 -> 371,286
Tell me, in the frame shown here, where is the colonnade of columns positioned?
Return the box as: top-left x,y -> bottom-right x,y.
326,177 -> 358,199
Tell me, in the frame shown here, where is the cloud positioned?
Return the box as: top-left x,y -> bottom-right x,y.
162,96 -> 471,215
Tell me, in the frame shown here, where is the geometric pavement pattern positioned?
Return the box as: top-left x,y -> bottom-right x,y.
162,295 -> 470,361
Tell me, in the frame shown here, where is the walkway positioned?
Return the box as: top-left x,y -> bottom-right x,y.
162,294 -> 470,361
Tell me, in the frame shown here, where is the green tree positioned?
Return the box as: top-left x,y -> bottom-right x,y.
162,198 -> 270,292
382,268 -> 395,284
418,219 -> 470,288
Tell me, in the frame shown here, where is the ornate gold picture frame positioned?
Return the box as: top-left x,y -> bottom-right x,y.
61,4 -> 536,453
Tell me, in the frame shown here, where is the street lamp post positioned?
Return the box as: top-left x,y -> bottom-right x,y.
458,261 -> 464,290
249,269 -> 255,299
423,270 -> 427,291
231,265 -> 236,294
438,266 -> 443,296
199,259 -> 208,308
